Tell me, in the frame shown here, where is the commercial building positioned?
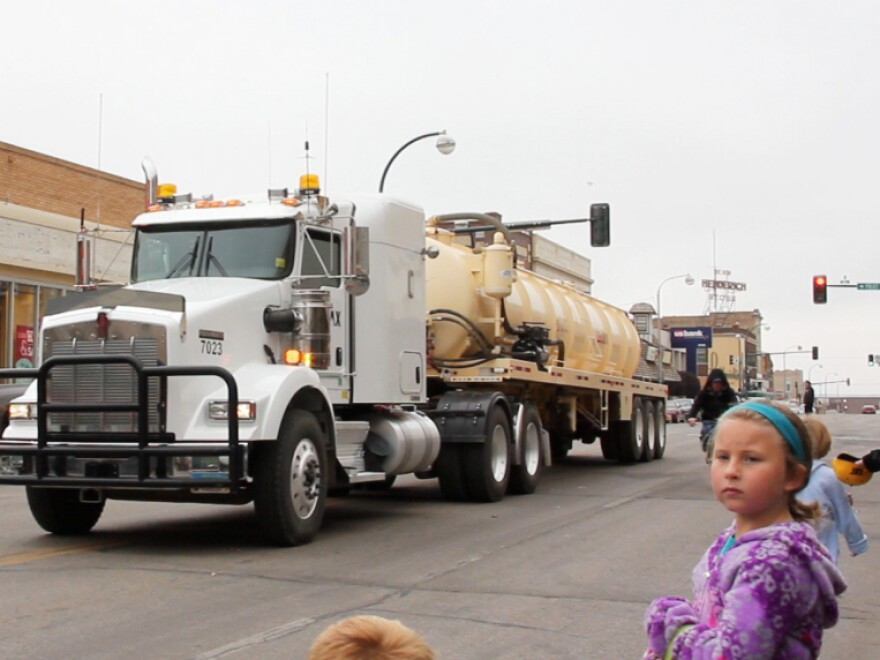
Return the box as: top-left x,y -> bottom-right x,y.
0,141 -> 141,371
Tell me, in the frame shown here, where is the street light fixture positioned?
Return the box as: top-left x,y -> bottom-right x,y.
655,273 -> 695,383
378,130 -> 456,193
829,372 -> 840,410
808,363 -> 823,383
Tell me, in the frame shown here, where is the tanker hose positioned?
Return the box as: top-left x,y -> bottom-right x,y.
428,308 -> 496,354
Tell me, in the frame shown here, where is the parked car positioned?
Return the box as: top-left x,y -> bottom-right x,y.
862,404 -> 877,414
666,398 -> 692,423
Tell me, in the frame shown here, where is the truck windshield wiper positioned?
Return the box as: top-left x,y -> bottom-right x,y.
166,236 -> 200,278
205,235 -> 228,276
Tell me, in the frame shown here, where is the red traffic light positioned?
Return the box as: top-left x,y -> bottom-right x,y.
812,275 -> 827,304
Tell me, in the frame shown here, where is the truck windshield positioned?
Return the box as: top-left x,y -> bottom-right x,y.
132,221 -> 295,282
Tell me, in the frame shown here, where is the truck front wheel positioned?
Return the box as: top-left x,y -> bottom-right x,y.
26,487 -> 105,535
254,410 -> 328,547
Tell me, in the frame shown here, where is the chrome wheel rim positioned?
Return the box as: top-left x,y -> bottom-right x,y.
289,438 -> 321,519
490,425 -> 509,482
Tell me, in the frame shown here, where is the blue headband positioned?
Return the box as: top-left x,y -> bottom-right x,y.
723,401 -> 806,461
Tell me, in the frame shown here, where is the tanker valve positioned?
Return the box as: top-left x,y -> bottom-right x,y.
511,323 -> 552,371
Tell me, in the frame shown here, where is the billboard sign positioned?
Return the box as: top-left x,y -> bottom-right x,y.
671,326 -> 712,374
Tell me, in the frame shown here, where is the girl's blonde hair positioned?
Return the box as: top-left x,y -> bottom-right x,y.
308,615 -> 435,660
803,416 -> 831,459
719,400 -> 819,522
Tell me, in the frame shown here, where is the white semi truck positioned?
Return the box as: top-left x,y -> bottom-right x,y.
0,161 -> 666,546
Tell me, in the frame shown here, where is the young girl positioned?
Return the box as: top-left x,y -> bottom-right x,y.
643,400 -> 846,659
798,416 -> 869,563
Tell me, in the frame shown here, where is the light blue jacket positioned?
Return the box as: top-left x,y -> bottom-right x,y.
799,460 -> 869,562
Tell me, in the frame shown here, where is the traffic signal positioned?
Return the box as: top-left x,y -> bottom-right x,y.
812,346 -> 819,360
870,354 -> 875,367
812,275 -> 827,304
729,355 -> 734,365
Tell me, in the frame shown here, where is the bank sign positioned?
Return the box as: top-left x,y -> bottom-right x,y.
670,327 -> 712,374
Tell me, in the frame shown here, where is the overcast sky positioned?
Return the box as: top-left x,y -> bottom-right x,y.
3,1 -> 880,396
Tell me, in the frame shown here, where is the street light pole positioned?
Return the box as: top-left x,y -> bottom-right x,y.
655,273 -> 695,383
782,344 -> 802,401
744,322 -> 769,391
378,130 -> 456,193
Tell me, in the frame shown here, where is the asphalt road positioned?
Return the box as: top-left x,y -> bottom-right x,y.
0,415 -> 877,659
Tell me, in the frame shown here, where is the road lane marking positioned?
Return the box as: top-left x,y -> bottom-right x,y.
0,539 -> 122,567
194,618 -> 316,659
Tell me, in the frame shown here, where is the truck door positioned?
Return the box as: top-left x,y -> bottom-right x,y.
301,227 -> 350,403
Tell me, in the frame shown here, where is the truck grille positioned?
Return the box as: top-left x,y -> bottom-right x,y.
44,321 -> 167,434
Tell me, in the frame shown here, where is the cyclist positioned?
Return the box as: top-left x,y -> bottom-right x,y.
687,369 -> 738,457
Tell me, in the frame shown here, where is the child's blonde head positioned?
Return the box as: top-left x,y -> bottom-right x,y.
803,416 -> 831,459
308,615 -> 435,660
718,400 -> 818,521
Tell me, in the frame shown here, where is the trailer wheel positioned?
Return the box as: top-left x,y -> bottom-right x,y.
549,433 -> 571,460
464,405 -> 512,502
254,410 -> 328,546
652,402 -> 667,459
641,401 -> 656,462
435,444 -> 469,501
508,404 -> 543,495
26,487 -> 105,535
616,398 -> 646,464
600,430 -> 620,461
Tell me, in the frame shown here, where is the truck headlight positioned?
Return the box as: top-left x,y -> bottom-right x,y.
208,401 -> 256,421
8,403 -> 37,420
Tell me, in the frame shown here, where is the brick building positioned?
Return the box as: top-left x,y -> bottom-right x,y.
0,141 -> 144,370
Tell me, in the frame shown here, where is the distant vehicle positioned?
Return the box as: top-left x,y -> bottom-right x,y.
665,399 -> 688,423
861,404 -> 877,414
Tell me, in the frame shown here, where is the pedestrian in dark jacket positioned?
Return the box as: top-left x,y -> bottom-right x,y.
804,380 -> 816,414
688,369 -> 739,454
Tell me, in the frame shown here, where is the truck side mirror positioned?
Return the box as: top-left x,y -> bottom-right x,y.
343,226 -> 370,296
590,203 -> 610,247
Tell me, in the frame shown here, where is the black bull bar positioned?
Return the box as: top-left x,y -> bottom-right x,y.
0,355 -> 244,489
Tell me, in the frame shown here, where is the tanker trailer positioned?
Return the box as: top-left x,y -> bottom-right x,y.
421,211 -> 666,501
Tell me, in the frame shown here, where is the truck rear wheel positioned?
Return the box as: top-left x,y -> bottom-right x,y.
508,404 -> 543,495
254,410 -> 328,546
436,444 -> 469,502
464,405 -> 511,502
26,487 -> 105,535
652,401 -> 667,459
616,398 -> 646,464
640,401 -> 656,462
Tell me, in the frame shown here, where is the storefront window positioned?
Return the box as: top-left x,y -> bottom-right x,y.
0,282 -> 8,371
12,283 -> 36,371
0,281 -> 70,375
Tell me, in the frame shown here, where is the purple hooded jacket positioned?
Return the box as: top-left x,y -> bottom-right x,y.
644,521 -> 846,659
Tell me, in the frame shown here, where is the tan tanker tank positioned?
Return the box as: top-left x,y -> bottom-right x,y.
425,225 -> 641,378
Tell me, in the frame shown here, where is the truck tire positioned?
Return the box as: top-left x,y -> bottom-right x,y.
508,404 -> 543,495
616,398 -> 646,464
464,404 -> 512,502
640,401 -> 656,462
652,401 -> 667,459
26,487 -> 105,535
254,410 -> 328,546
600,430 -> 619,461
435,444 -> 469,501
